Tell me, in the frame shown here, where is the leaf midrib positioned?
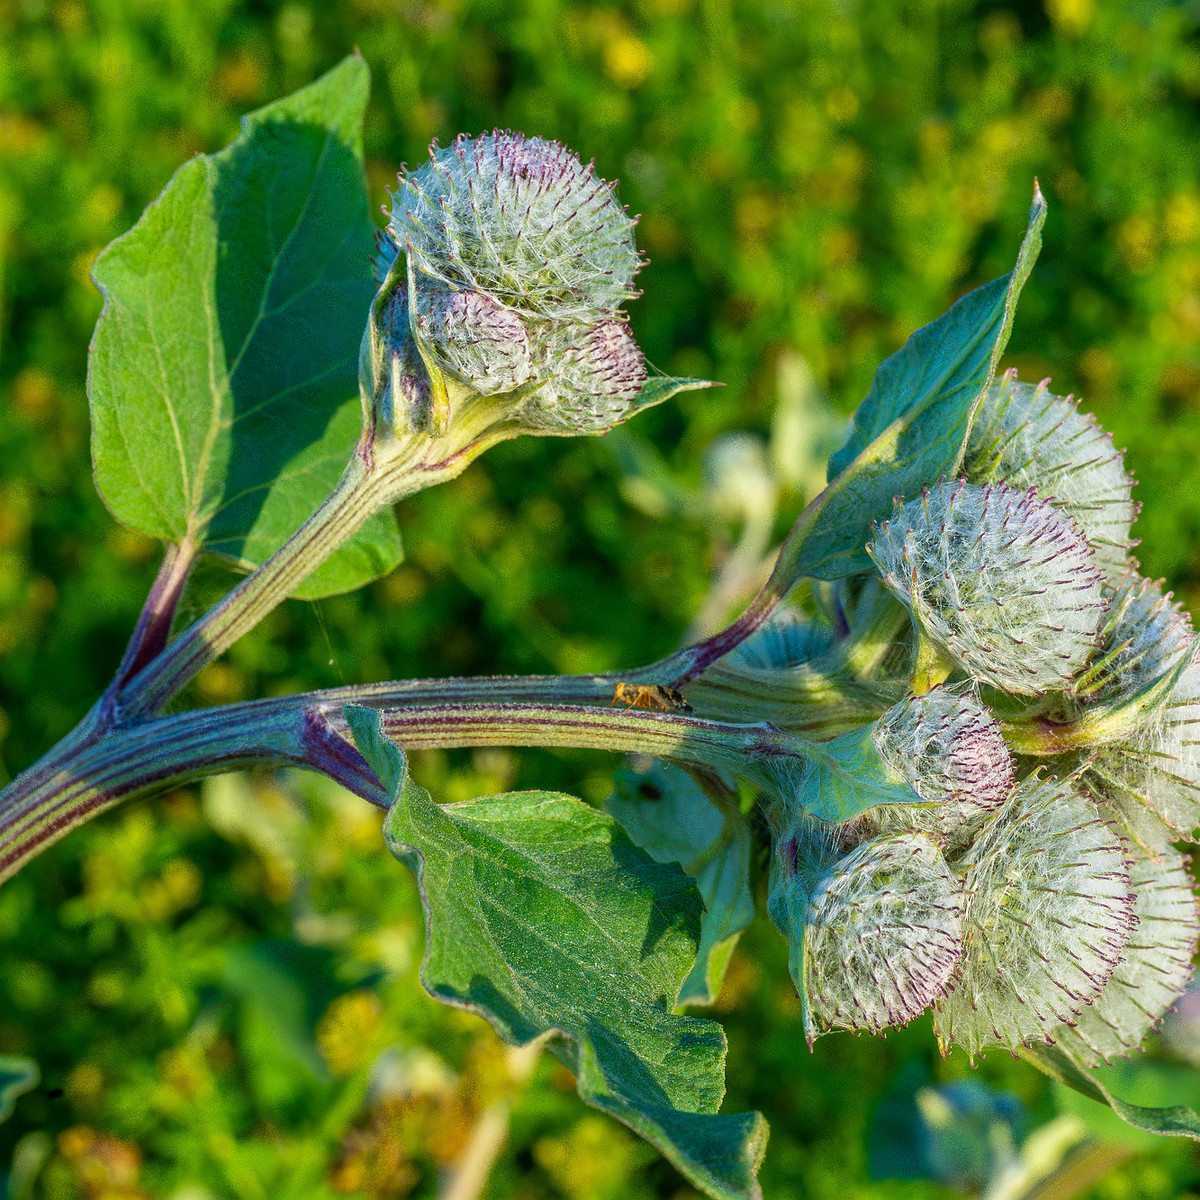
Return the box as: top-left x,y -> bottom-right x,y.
188,123 -> 348,540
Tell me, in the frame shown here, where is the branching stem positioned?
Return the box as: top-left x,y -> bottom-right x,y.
111,537 -> 198,693
0,677 -> 830,883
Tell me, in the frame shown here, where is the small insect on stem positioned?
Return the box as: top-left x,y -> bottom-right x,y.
609,682 -> 694,714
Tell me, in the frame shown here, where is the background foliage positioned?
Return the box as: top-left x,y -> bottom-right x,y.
4,0 -> 1200,1196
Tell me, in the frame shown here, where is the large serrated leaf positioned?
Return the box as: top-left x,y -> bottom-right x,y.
88,54 -> 400,599
345,706 -> 767,1200
1020,1042 -> 1200,1141
766,186 -> 1046,587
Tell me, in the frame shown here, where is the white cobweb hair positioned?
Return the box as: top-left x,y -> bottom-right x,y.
868,479 -> 1108,695
966,371 -> 1137,577
768,815 -> 964,1043
520,317 -> 647,432
932,774 -> 1134,1061
1084,657 -> 1200,843
865,685 -> 1014,843
803,832 -> 965,1038
1070,575 -> 1200,843
417,286 -> 534,394
1053,841 -> 1199,1065
387,131 -> 642,321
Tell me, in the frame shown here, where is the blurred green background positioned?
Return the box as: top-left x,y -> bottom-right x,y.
5,0 -> 1200,1196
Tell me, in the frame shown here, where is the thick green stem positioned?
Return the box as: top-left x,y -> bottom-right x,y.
365,701 -> 801,778
684,665 -> 897,733
0,670 -> 826,883
117,452 -> 381,720
0,702 -> 306,883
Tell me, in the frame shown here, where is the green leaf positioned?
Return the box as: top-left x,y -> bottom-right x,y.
88,54 -> 401,599
346,706 -> 768,1200
627,375 -> 719,418
792,723 -> 929,824
769,185 -> 1046,586
606,762 -> 756,1006
0,1055 -> 38,1123
1019,1042 -> 1200,1141
827,184 -> 1045,481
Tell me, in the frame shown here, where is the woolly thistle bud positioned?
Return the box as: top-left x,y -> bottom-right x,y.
521,317 -> 647,432
1073,575 -> 1195,711
1083,656 -> 1200,843
368,133 -> 653,438
1052,575 -> 1200,843
868,480 -> 1107,695
388,131 -> 642,321
865,686 -> 1014,842
771,826 -> 965,1041
966,373 -> 1137,577
933,775 -> 1134,1060
1054,842 -> 1199,1065
419,287 -> 533,395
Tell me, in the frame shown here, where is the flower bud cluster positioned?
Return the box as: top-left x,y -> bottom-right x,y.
372,131 -> 648,435
760,376 -> 1200,1064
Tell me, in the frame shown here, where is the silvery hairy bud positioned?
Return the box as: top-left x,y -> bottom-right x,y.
769,819 -> 964,1044
524,317 -> 646,432
423,287 -> 533,395
367,131 -> 649,438
386,131 -> 641,319
966,372 -> 1137,578
865,686 -> 1014,843
1054,841 -> 1198,1065
1072,576 -> 1200,845
868,479 -> 1107,695
933,775 -> 1134,1061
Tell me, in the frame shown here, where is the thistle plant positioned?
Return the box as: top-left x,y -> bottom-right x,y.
5,56 -> 1200,1200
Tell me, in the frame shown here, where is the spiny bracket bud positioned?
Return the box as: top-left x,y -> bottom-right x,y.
1083,654 -> 1200,842
522,317 -> 647,433
966,372 -> 1137,577
387,131 -> 642,320
1067,575 -> 1195,736
423,287 -> 533,395
1054,842 -> 1199,1066
868,479 -> 1107,695
865,686 -> 1014,843
366,132 -> 650,440
769,823 -> 964,1043
933,775 -> 1134,1061
1028,577 -> 1197,848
